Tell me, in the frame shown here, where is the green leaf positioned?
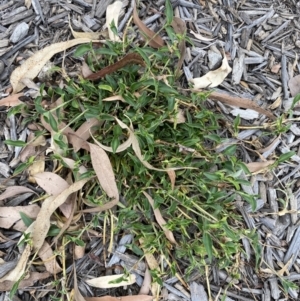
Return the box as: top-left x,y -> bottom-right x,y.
13,162 -> 29,175
203,232 -> 213,263
74,44 -> 91,57
4,140 -> 26,147
278,151 -> 295,163
48,112 -> 59,132
223,145 -> 236,156
19,212 -> 34,227
165,0 -> 174,24
98,84 -> 113,92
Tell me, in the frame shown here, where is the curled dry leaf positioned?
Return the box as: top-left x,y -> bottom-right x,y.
0,186 -> 36,201
190,30 -> 214,41
143,192 -> 177,244
106,1 -> 123,42
190,52 -> 232,89
86,53 -> 145,81
0,93 -> 24,107
133,3 -> 164,48
0,204 -> 40,231
0,272 -> 50,291
85,296 -> 153,301
166,170 -> 176,191
11,38 -> 98,93
38,242 -> 62,274
32,178 -> 90,251
139,268 -> 151,295
86,274 -> 136,289
69,15 -> 104,40
27,155 -> 45,183
246,161 -> 275,173
0,244 -> 31,282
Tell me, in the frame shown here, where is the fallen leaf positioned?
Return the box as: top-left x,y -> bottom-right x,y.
69,16 -> 104,40
190,30 -> 214,41
271,63 -> 281,74
0,244 -> 31,282
74,244 -> 85,260
190,52 -> 232,88
88,143 -> 119,202
32,178 -> 90,251
0,204 -> 40,231
166,170 -> 176,190
207,91 -> 276,120
246,161 -> 275,173
288,74 -> 300,97
103,95 -> 126,102
143,192 -> 177,244
0,93 -> 24,107
85,296 -> 153,301
139,268 -> 151,295
86,53 -> 145,81
171,17 -> 186,77
34,172 -> 69,196
38,242 -> 62,274
41,115 -> 90,151
269,96 -> 282,110
86,274 -> 136,289
106,1 -> 123,42
0,186 -> 36,201
133,4 -> 164,48
74,118 -> 101,152
0,272 -> 50,290
11,38 -> 99,93
82,61 -> 94,78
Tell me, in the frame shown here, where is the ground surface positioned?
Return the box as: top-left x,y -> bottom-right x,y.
1,0 -> 300,301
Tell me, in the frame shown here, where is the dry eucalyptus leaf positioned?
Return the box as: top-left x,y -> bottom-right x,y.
88,143 -> 119,202
191,53 -> 232,88
69,16 -> 104,40
190,30 -> 214,41
246,161 -> 275,173
0,244 -> 31,282
0,93 -> 24,107
11,38 -> 98,93
82,61 -> 94,78
38,242 -> 62,274
106,1 -> 123,41
34,172 -> 69,196
133,4 -> 164,48
0,186 -> 36,201
32,178 -> 90,251
27,155 -> 45,183
143,192 -> 177,244
0,204 -> 40,231
74,118 -> 101,152
0,272 -> 49,291
86,274 -> 136,289
139,268 -> 151,295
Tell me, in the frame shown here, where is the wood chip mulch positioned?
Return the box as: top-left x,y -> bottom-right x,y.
1,0 -> 300,300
